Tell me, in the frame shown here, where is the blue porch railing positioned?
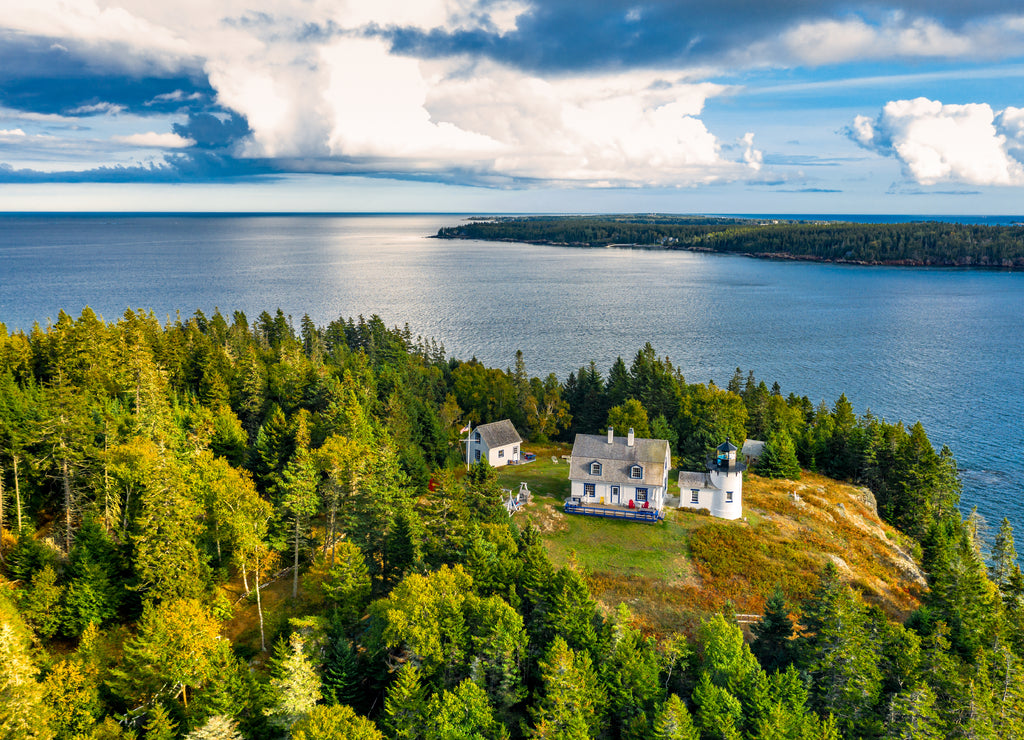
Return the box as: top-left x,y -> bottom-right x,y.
563,500 -> 664,523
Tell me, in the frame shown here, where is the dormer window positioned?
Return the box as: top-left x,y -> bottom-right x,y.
590,461 -> 602,475
630,465 -> 643,479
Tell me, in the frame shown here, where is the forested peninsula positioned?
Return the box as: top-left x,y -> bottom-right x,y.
2,308 -> 1023,740
435,215 -> 1024,268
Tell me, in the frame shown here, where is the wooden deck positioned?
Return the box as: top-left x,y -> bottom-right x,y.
563,499 -> 664,523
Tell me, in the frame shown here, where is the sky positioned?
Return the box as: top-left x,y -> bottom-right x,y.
2,0 -> 1024,213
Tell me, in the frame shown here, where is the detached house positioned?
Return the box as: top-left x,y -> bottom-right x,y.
567,427 -> 671,512
466,419 -> 522,468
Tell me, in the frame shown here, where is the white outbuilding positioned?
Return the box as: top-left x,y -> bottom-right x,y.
466,419 -> 523,468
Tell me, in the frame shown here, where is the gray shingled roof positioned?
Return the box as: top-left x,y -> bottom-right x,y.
742,439 -> 766,461
475,419 -> 522,448
679,471 -> 709,490
569,433 -> 669,487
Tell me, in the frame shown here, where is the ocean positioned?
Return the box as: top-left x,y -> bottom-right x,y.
2,212 -> 1022,537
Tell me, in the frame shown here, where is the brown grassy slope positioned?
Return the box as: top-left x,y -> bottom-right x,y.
498,446 -> 925,637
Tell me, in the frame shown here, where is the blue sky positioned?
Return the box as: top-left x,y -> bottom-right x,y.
3,0 -> 1024,213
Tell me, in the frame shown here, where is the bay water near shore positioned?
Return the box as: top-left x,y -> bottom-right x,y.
2,212 -> 1022,537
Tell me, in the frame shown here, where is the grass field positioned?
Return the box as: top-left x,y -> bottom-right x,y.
496,443 -> 925,636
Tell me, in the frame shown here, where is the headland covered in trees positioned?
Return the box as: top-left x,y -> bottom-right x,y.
435,215 -> 1024,268
1,307 -> 1023,739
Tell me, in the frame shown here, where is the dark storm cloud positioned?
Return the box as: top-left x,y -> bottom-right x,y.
0,32 -> 214,116
172,113 -> 252,150
383,0 -> 1024,73
0,152 -> 277,183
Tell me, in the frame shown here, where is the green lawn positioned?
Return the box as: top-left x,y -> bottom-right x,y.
495,443 -> 703,583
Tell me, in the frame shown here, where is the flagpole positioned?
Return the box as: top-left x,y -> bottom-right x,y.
463,422 -> 472,471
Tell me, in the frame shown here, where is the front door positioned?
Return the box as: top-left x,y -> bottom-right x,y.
611,486 -> 620,504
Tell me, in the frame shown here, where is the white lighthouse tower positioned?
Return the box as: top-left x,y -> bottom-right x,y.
708,440 -> 745,519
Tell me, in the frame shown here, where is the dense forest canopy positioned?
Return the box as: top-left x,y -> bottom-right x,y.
0,307 -> 1022,739
436,215 -> 1024,268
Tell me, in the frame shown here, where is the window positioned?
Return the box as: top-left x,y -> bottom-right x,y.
726,491 -> 734,503
513,445 -> 518,455
630,465 -> 643,479
691,489 -> 700,504
474,450 -> 481,462
584,483 -> 596,497
590,461 -> 602,475
474,431 -> 481,442
635,488 -> 648,502
498,449 -> 505,458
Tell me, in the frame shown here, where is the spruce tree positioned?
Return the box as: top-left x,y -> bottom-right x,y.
382,663 -> 426,740
756,430 -> 801,480
652,694 -> 699,740
266,633 -> 322,732
990,517 -> 1018,593
750,588 -> 794,673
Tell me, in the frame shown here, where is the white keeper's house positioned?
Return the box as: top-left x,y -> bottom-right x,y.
568,427 -> 671,511
678,440 -> 746,520
466,419 -> 523,468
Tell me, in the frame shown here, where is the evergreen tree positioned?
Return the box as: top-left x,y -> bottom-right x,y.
652,694 -> 699,740
291,705 -> 384,740
142,704 -> 178,740
990,517 -> 1018,593
184,715 -> 243,740
424,679 -> 501,740
797,564 -> 882,735
0,619 -> 53,739
266,633 -> 322,732
382,663 -> 426,740
322,541 -> 372,627
530,636 -> 602,739
885,684 -> 944,740
756,430 -> 801,480
751,588 -> 794,673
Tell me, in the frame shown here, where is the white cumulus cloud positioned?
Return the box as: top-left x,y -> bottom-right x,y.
2,0 -> 758,186
113,132 -> 196,148
850,97 -> 1024,186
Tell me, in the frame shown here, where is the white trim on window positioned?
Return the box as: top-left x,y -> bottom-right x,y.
590,461 -> 602,475
630,465 -> 643,479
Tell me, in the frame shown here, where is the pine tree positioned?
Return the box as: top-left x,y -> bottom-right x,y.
382,663 -> 426,740
990,517 -> 1018,593
885,684 -> 944,740
322,635 -> 361,708
530,636 -> 602,739
652,694 -> 699,740
266,633 -> 322,732
184,715 -> 243,740
751,589 -> 795,673
142,704 -> 178,740
756,430 -> 801,480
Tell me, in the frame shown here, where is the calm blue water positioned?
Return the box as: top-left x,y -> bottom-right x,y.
1,213 -> 1022,536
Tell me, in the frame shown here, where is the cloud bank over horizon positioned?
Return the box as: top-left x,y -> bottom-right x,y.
2,0 -> 1024,205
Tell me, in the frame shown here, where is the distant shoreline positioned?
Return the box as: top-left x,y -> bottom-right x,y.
435,215 -> 1024,270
